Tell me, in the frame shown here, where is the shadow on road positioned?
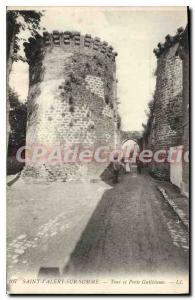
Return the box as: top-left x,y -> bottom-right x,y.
63,172 -> 189,277
63,180 -> 118,276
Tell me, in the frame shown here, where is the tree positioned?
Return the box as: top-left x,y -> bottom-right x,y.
7,10 -> 43,73
6,9 -> 43,149
7,88 -> 27,174
8,88 -> 27,150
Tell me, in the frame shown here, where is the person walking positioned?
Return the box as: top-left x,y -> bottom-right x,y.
136,155 -> 142,174
113,153 -> 121,183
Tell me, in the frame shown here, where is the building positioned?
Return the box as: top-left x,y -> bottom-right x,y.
23,31 -> 120,181
177,25 -> 189,197
142,26 -> 189,195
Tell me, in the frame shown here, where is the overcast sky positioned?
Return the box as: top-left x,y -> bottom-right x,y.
9,6 -> 187,131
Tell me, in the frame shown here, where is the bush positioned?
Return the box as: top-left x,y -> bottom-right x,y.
146,166 -> 169,181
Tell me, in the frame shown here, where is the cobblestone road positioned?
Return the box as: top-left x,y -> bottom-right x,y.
7,173 -> 189,279
65,173 -> 189,276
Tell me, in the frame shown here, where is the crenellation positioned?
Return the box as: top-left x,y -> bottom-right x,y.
25,31 -> 117,65
153,27 -> 184,58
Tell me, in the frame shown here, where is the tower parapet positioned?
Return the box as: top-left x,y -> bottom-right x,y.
153,27 -> 184,58
24,31 -> 118,64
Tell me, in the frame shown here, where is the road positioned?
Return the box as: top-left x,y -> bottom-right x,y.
64,172 -> 189,276
7,172 -> 189,279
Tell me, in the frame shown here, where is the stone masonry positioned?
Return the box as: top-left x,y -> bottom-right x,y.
143,27 -> 185,180
177,25 -> 189,197
23,31 -> 120,181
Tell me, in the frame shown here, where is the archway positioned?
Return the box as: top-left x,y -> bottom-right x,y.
122,138 -> 140,157
121,139 -> 140,173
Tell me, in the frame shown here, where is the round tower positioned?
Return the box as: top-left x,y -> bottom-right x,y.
23,31 -> 119,181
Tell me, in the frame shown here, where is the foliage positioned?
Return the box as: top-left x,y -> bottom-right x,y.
117,114 -> 121,130
8,88 -> 27,155
146,167 -> 169,181
142,98 -> 155,140
7,10 -> 43,62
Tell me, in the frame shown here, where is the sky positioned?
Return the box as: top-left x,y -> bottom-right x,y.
9,6 -> 187,131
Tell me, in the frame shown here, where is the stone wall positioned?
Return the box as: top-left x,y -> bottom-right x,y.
120,130 -> 142,145
177,26 -> 189,196
143,28 -> 185,180
23,31 -> 120,181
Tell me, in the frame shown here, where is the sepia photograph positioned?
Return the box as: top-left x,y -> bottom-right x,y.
6,5 -> 189,294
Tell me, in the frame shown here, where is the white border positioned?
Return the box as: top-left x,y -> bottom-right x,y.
2,0 -> 192,6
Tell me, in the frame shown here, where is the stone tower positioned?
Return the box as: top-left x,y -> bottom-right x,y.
177,25 -> 189,196
149,27 -> 184,179
23,31 -> 120,181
